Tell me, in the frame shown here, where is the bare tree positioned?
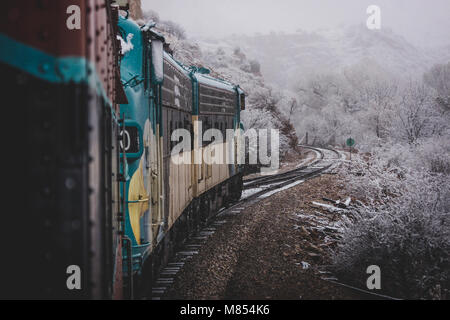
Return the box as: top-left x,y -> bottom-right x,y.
395,81 -> 439,144
287,98 -> 298,122
143,9 -> 160,23
159,20 -> 186,40
250,87 -> 281,112
249,60 -> 261,75
424,62 -> 450,112
364,80 -> 398,140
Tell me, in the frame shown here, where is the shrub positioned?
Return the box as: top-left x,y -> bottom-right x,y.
160,20 -> 186,40
332,143 -> 450,299
249,60 -> 261,75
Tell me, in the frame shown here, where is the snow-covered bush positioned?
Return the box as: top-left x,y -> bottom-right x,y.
414,137 -> 450,175
333,141 -> 450,299
143,9 -> 160,23
332,175 -> 450,299
249,60 -> 261,75
158,20 -> 186,40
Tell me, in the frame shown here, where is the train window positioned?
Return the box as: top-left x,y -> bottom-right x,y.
120,122 -> 143,159
240,93 -> 246,110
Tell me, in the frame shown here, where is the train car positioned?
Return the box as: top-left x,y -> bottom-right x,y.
115,15 -> 165,296
116,15 -> 245,296
0,0 -> 245,299
0,1 -> 126,299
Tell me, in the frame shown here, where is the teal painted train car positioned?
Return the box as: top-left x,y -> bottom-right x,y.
117,15 -> 245,296
0,0 -> 245,299
0,1 -> 127,299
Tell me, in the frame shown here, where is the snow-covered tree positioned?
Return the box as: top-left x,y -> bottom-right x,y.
424,62 -> 450,112
393,81 -> 443,144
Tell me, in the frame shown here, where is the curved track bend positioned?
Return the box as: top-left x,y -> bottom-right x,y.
150,146 -> 343,300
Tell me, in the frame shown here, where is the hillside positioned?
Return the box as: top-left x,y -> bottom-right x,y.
219,25 -> 450,90
136,9 -> 449,154
138,11 -> 300,157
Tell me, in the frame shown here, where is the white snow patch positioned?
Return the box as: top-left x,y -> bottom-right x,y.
296,153 -> 316,168
258,180 -> 304,199
240,187 -> 263,200
343,197 -> 351,207
152,40 -> 164,83
296,149 -> 322,168
141,20 -> 156,32
264,181 -> 287,188
196,73 -> 236,92
312,201 -> 345,212
295,261 -> 311,270
292,211 -> 347,233
293,213 -> 331,226
117,34 -> 134,55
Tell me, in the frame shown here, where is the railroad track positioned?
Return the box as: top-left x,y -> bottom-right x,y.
242,146 -> 340,192
243,147 -> 324,189
150,146 -> 343,300
150,146 -> 400,300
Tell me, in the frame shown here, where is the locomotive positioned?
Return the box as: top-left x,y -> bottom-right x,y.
117,13 -> 245,298
0,0 -> 244,300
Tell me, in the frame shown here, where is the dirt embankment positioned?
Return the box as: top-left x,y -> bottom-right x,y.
164,174 -> 363,300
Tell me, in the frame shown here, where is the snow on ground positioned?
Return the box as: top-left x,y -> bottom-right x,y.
240,187 -> 263,200
296,151 -> 319,168
311,201 -> 346,213
242,179 -> 306,201
258,180 -> 305,199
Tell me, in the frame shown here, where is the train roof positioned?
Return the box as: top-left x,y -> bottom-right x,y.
163,52 -> 191,77
119,16 -> 241,94
195,73 -> 237,93
163,52 -> 239,93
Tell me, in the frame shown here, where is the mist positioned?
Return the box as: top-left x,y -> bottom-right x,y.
142,0 -> 450,47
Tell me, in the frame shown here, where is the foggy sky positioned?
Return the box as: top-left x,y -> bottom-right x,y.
142,0 -> 450,47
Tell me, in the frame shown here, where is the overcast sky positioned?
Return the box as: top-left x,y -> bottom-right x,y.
142,0 -> 450,47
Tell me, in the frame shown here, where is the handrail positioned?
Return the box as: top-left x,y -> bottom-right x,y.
127,198 -> 150,204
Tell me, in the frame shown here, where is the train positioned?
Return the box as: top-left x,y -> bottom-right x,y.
0,0 -> 245,299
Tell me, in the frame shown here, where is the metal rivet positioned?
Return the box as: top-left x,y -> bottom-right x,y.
65,178 -> 76,190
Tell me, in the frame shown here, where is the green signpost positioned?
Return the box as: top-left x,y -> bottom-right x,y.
346,138 -> 355,147
346,138 -> 355,161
